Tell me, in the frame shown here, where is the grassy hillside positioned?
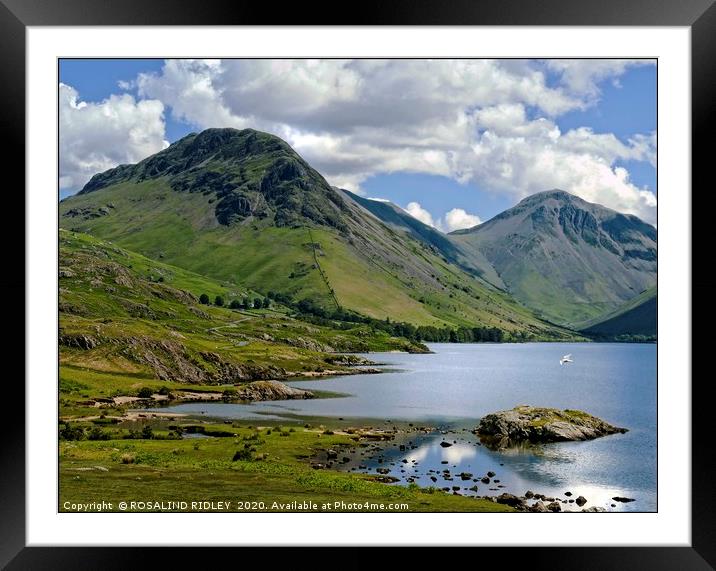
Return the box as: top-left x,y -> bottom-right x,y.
59,229 -> 431,417
60,129 -> 576,340
578,286 -> 657,339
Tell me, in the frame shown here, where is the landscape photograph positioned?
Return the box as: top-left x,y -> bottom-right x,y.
58,58 -> 657,513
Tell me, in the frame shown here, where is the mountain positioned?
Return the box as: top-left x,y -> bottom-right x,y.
450,190 -> 657,326
578,286 -> 657,339
58,229 -> 429,416
60,128 -> 571,340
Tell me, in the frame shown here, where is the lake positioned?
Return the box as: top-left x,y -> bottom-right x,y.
147,342 -> 657,512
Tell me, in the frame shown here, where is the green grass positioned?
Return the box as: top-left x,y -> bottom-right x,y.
59,422 -> 513,513
577,286 -> 657,338
58,230 -> 428,418
60,178 -> 576,339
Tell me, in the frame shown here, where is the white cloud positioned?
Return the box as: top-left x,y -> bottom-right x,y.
403,203 -> 482,234
545,59 -> 653,102
405,202 -> 436,227
444,208 -> 482,232
59,83 -> 168,193
65,59 -> 658,222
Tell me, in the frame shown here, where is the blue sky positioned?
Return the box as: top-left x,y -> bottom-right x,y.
59,59 -> 657,226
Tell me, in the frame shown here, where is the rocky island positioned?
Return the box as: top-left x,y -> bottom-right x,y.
475,405 -> 627,446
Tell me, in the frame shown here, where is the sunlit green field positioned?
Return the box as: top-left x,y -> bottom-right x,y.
60,422 -> 513,513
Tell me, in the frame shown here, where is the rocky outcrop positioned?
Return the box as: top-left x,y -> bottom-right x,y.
279,336 -> 334,352
323,354 -> 375,367
200,351 -> 287,382
59,334 -> 100,350
117,337 -> 287,384
475,405 -> 627,446
232,380 -> 313,401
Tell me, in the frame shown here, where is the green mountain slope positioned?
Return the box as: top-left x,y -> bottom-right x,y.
450,190 -> 657,326
578,286 -> 657,339
60,128 -> 573,340
59,229 -> 431,415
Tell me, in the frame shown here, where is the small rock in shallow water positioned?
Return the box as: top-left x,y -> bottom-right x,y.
546,501 -> 562,512
565,491 -> 572,497
575,496 -> 587,507
440,441 -> 452,448
612,496 -> 636,503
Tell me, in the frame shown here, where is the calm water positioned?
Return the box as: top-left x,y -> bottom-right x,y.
147,343 -> 657,511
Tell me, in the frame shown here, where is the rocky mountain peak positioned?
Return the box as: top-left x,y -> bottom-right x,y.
77,127 -> 348,230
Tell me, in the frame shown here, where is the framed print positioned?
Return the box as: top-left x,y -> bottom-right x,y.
3,0 -> 713,567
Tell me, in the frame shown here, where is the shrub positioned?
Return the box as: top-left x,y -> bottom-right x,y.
157,386 -> 171,396
141,425 -> 154,439
253,298 -> 263,309
120,453 -> 135,464
87,427 -> 110,441
199,293 -> 210,305
92,417 -> 119,425
229,299 -> 242,309
214,295 -> 225,307
59,424 -> 85,441
232,448 -> 253,461
137,387 -> 154,399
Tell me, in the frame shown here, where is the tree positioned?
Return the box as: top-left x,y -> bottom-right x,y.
214,295 -> 225,307
199,293 -> 210,305
229,299 -> 242,309
137,387 -> 153,399
141,425 -> 154,439
262,298 -> 271,309
253,298 -> 262,309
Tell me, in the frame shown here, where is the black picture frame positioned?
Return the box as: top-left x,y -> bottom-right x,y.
2,0 -> 712,567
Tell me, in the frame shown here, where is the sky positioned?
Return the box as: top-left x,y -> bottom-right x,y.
59,58 -> 657,229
